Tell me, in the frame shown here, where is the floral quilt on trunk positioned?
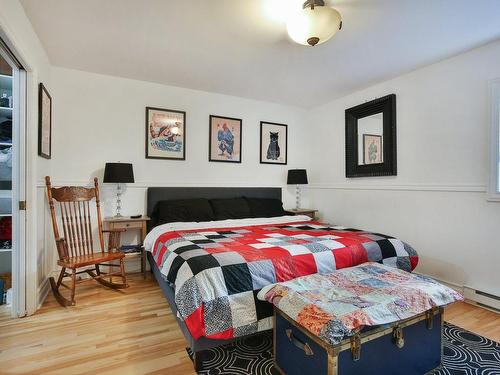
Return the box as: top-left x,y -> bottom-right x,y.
259,262 -> 463,345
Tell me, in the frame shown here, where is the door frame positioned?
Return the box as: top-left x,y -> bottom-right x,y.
0,26 -> 40,316
12,66 -> 27,317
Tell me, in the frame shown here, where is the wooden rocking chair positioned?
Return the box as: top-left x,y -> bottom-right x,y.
45,176 -> 129,306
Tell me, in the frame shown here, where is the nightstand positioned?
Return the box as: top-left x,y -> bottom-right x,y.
103,216 -> 150,278
286,208 -> 318,220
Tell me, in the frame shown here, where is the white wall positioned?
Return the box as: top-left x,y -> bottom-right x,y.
306,39 -> 500,296
0,0 -> 53,312
45,66 -> 308,271
49,67 -> 307,190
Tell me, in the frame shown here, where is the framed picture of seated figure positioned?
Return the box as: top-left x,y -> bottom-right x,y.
260,121 -> 287,165
209,115 -> 242,163
363,134 -> 383,164
145,107 -> 186,160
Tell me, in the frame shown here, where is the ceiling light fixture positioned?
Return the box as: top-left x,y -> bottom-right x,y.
286,0 -> 342,46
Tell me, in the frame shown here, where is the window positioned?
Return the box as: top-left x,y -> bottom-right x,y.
488,79 -> 500,201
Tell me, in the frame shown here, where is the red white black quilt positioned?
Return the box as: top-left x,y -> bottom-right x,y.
149,219 -> 418,340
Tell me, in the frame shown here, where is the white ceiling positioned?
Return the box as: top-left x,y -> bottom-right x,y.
20,0 -> 500,108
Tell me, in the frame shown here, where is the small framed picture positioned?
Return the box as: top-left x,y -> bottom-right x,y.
260,121 -> 287,165
363,134 -> 383,164
38,83 -> 52,159
146,107 -> 186,160
209,115 -> 242,163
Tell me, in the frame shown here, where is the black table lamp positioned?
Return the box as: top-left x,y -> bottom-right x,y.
103,162 -> 134,217
287,169 -> 308,210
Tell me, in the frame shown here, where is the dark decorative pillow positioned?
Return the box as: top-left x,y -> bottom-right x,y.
153,198 -> 216,224
245,198 -> 285,218
210,198 -> 252,220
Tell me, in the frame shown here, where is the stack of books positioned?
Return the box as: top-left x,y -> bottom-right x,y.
119,244 -> 143,253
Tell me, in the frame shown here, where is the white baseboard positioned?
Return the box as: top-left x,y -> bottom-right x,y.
37,276 -> 52,309
463,287 -> 500,312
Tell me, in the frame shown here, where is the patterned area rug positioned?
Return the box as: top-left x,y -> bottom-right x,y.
192,322 -> 500,375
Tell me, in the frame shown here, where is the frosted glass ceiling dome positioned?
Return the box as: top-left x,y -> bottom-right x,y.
287,0 -> 342,46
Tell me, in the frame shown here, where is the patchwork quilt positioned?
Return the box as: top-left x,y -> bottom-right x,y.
259,262 -> 463,345
149,219 -> 419,340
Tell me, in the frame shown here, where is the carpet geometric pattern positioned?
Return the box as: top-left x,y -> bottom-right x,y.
193,322 -> 500,375
435,323 -> 500,375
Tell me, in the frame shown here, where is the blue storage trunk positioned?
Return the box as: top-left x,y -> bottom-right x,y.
274,307 -> 443,375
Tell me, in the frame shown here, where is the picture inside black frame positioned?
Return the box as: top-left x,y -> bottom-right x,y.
345,94 -> 396,177
209,115 -> 242,163
145,107 -> 186,160
38,82 -> 52,159
260,121 -> 287,165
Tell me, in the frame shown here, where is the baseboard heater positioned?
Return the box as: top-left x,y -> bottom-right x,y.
463,287 -> 500,312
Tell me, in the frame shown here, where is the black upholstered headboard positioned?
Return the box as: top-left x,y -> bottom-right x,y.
147,187 -> 282,229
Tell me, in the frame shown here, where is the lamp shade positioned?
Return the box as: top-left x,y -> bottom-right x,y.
287,4 -> 342,46
287,169 -> 308,185
103,163 -> 135,183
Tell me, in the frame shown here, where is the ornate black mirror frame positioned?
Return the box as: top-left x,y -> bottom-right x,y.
345,94 -> 397,177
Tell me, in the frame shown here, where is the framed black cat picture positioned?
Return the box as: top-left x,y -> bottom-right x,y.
260,121 -> 287,165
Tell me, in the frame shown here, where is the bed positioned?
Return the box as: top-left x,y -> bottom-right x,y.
144,187 -> 419,370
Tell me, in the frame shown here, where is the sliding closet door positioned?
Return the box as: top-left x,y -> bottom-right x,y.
0,38 -> 27,317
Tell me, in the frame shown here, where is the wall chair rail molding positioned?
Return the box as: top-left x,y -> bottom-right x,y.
305,182 -> 487,193
36,180 -> 287,189
37,180 -> 486,194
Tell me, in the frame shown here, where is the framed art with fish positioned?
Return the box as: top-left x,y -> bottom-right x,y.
260,121 -> 287,165
146,107 -> 186,160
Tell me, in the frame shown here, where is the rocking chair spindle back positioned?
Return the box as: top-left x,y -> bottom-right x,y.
45,176 -> 129,307
46,178 -> 105,259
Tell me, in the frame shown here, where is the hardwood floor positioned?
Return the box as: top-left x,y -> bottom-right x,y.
0,273 -> 195,375
444,300 -> 500,342
0,273 -> 498,375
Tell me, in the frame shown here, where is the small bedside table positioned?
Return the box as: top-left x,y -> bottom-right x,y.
103,216 -> 150,278
286,208 -> 318,220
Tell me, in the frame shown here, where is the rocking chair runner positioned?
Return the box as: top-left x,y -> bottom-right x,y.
45,176 -> 129,307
